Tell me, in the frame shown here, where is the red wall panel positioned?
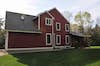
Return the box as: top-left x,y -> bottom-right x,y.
8,32 -> 52,48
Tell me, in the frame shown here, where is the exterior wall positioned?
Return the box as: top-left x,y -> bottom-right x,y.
33,18 -> 38,30
8,32 -> 52,48
40,12 -> 52,33
7,8 -> 70,49
49,8 -> 70,46
70,35 -> 85,47
8,13 -> 53,48
39,12 -> 53,46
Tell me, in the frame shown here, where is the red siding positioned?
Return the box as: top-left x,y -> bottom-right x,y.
40,12 -> 52,33
49,8 -> 70,46
8,32 -> 52,48
8,8 -> 70,48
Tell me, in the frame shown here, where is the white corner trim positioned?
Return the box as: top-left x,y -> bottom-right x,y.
56,35 -> 61,45
55,8 -> 70,23
38,15 -> 40,30
65,35 -> 70,44
56,22 -> 61,31
46,33 -> 52,45
7,47 -> 53,50
5,31 -> 8,50
46,11 -> 55,19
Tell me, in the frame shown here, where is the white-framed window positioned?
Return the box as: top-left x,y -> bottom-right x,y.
65,35 -> 69,44
45,18 -> 52,26
56,35 -> 61,45
46,33 -> 52,45
65,24 -> 69,32
56,22 -> 61,31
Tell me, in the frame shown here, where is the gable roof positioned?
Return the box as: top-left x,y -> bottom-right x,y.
5,8 -> 70,33
5,11 -> 40,32
48,8 -> 70,24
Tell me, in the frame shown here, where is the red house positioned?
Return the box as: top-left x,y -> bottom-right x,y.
5,8 -> 70,50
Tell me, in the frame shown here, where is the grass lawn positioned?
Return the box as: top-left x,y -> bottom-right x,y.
0,49 -> 100,66
90,46 -> 100,49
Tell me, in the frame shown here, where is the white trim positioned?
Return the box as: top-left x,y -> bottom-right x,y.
65,24 -> 70,32
38,15 -> 40,30
51,17 -> 55,48
56,35 -> 61,45
6,30 -> 42,34
5,31 -> 8,50
55,46 -> 66,49
53,8 -> 70,24
56,22 -> 61,31
46,11 -> 55,19
45,18 -> 52,26
7,47 -> 53,50
46,33 -> 52,45
65,35 -> 69,44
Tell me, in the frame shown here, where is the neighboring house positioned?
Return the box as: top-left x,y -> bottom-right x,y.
5,8 -> 70,50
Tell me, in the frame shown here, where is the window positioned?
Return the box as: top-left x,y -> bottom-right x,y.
65,35 -> 69,44
21,15 -> 25,20
65,24 -> 69,32
46,33 -> 51,45
45,18 -> 52,25
56,23 -> 61,31
56,35 -> 61,45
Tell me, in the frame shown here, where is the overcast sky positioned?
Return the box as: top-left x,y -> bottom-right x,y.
0,0 -> 100,21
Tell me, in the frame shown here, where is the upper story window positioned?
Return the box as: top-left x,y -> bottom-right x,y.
56,22 -> 61,31
21,15 -> 25,20
45,18 -> 52,26
65,24 -> 69,32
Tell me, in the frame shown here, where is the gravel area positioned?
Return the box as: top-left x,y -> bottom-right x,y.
0,49 -> 8,56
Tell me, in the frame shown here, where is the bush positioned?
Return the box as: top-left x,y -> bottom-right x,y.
0,37 -> 5,49
74,41 -> 80,49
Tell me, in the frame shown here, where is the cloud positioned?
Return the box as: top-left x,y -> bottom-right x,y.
0,0 -> 99,21
0,0 -> 39,17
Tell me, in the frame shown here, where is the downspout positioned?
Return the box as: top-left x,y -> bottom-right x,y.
47,11 -> 55,49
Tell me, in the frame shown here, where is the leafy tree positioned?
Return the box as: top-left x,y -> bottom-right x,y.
96,17 -> 100,26
74,11 -> 92,33
70,24 -> 80,32
91,24 -> 100,46
0,18 -> 5,48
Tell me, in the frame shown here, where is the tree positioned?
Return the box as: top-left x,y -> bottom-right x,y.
96,17 -> 100,26
91,24 -> 100,46
70,24 -> 80,32
74,11 -> 92,33
0,18 -> 5,48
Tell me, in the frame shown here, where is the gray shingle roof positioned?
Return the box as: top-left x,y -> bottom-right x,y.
5,11 -> 39,32
70,31 -> 85,37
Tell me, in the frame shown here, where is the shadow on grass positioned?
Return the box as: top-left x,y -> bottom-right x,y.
12,49 -> 100,66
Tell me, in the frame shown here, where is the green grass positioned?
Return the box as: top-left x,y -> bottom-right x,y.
90,46 -> 100,49
0,49 -> 100,66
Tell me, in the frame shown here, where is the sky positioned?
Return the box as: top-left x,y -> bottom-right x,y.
0,0 -> 100,25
